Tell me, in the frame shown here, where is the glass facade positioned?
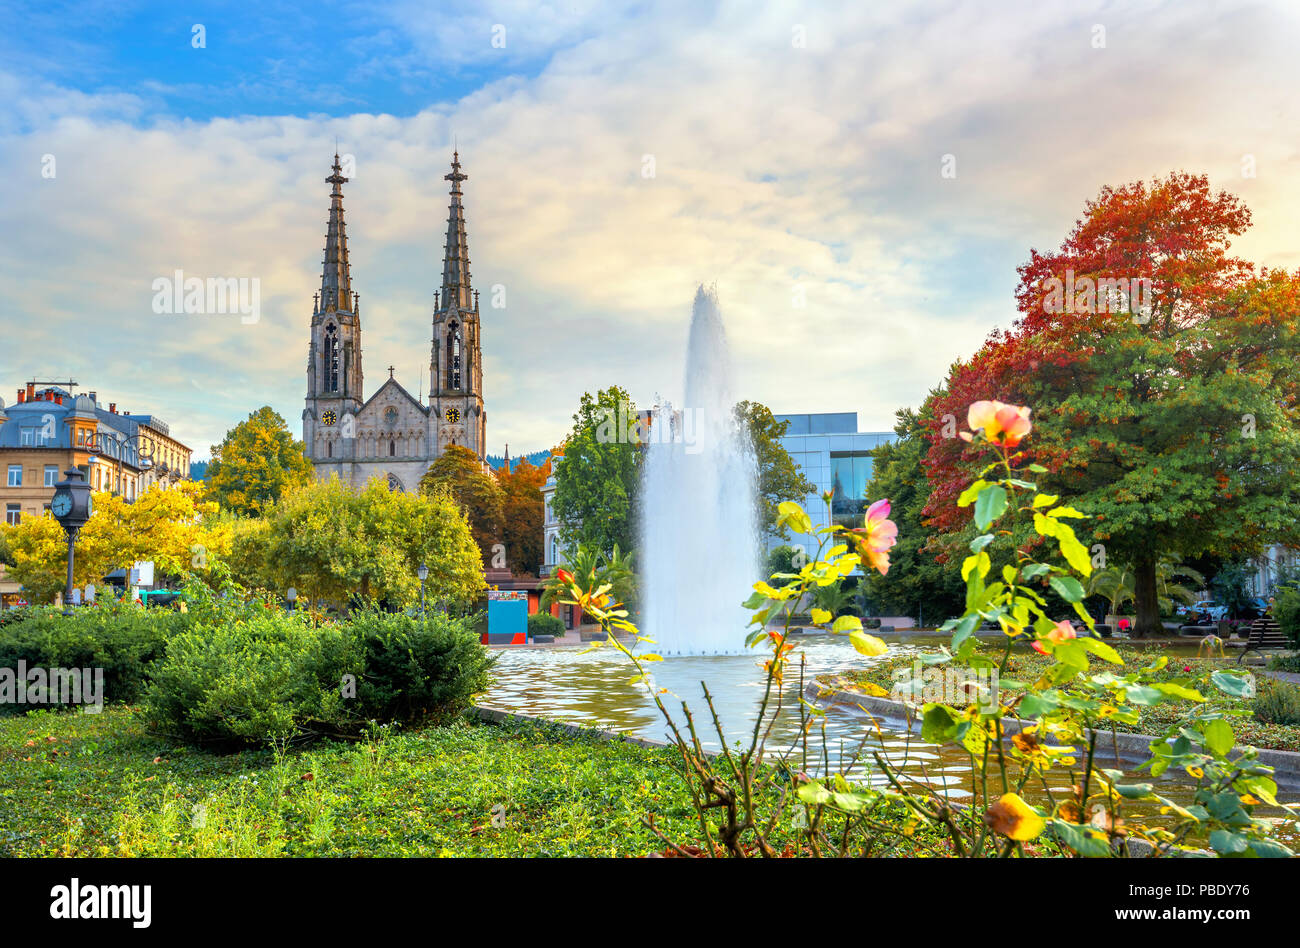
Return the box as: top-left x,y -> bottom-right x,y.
770,413 -> 895,561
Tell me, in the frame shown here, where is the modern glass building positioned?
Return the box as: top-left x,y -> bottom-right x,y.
772,412 -> 894,558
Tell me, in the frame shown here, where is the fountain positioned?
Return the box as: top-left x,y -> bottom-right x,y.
640,285 -> 759,656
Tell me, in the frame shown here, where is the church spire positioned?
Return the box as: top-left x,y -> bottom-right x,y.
438,151 -> 473,312
321,152 -> 353,312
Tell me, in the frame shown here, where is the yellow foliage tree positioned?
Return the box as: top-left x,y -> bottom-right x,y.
3,481 -> 229,604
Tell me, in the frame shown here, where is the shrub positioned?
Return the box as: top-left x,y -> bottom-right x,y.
347,610 -> 495,728
1267,654 -> 1300,673
143,608 -> 494,745
1253,678 -> 1300,727
527,612 -> 564,639
1273,587 -> 1300,647
144,612 -> 362,745
0,601 -> 187,709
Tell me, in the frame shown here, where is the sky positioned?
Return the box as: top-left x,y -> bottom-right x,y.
2,0 -> 1299,461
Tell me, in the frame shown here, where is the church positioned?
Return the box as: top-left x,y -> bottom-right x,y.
303,151 -> 487,491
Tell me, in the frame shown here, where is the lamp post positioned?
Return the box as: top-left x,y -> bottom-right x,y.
286,587 -> 298,614
50,468 -> 93,615
417,563 -> 428,619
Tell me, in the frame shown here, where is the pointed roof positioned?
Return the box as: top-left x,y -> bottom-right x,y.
438,151 -> 474,313
320,152 -> 353,312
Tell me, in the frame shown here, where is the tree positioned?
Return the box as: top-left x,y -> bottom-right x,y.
419,445 -> 504,567
207,406 -> 314,516
552,386 -> 640,557
496,455 -> 548,576
733,400 -> 816,539
924,173 -> 1300,636
859,400 -> 966,622
263,476 -> 484,610
3,481 -> 228,603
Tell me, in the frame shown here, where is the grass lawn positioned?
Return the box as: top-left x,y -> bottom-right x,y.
0,706 -> 704,857
817,645 -> 1300,754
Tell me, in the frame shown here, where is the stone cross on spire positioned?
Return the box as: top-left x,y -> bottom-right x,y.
438,151 -> 474,313
320,152 -> 353,312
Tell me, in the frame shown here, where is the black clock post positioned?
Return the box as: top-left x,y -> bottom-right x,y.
50,467 -> 94,615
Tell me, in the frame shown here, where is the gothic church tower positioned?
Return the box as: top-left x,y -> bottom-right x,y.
428,152 -> 486,458
303,153 -> 364,470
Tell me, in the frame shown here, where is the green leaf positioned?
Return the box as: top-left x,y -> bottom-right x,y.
1032,493 -> 1059,508
1203,718 -> 1235,757
1049,819 -> 1111,858
970,533 -> 994,553
920,704 -> 962,743
1211,670 -> 1254,698
974,485 -> 1008,530
1048,575 -> 1085,603
1247,837 -> 1295,858
1209,830 -> 1250,855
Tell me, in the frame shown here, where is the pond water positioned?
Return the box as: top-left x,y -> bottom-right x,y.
482,633 -> 1300,845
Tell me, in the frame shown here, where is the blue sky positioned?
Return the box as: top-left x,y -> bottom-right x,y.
3,0 -> 1299,460
2,1 -> 521,124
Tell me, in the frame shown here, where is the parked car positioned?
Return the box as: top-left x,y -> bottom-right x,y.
1180,600 -> 1228,623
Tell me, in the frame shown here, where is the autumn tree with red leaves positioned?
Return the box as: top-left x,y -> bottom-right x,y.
921,173 -> 1300,636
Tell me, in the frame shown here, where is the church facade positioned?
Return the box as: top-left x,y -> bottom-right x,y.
303,152 -> 487,490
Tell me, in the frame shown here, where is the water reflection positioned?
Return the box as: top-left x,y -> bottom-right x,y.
482,635 -> 1298,842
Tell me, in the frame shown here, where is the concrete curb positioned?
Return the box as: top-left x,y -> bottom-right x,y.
804,681 -> 1300,792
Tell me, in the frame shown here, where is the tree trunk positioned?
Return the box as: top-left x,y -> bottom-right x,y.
1132,551 -> 1162,638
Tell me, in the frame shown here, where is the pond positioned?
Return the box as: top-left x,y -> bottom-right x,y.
482,633 -> 1300,845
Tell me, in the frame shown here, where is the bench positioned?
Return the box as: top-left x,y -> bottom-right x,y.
1237,615 -> 1290,665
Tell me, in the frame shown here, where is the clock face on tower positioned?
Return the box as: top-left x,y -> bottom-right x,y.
321,410 -> 338,426
445,406 -> 461,424
51,492 -> 72,518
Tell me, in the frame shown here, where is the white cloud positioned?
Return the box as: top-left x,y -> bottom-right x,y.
2,0 -> 1299,461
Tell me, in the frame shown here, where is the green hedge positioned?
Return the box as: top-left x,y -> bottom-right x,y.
349,610 -> 496,728
527,612 -> 564,639
143,609 -> 495,745
1273,587 -> 1300,648
0,602 -> 188,709
144,612 -> 362,744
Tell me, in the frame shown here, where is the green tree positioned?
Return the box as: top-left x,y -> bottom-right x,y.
207,406 -> 314,516
263,476 -> 485,611
733,401 -> 816,539
552,386 -> 640,557
418,445 -> 504,567
859,400 -> 966,623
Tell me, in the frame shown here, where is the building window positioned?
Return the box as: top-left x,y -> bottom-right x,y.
387,473 -> 402,492
447,322 -> 462,389
829,451 -> 874,524
5,504 -> 19,526
20,428 -> 34,446
549,536 -> 558,567
327,440 -> 332,458
7,465 -> 21,487
389,440 -> 395,457
324,324 -> 340,392
44,465 -> 58,487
